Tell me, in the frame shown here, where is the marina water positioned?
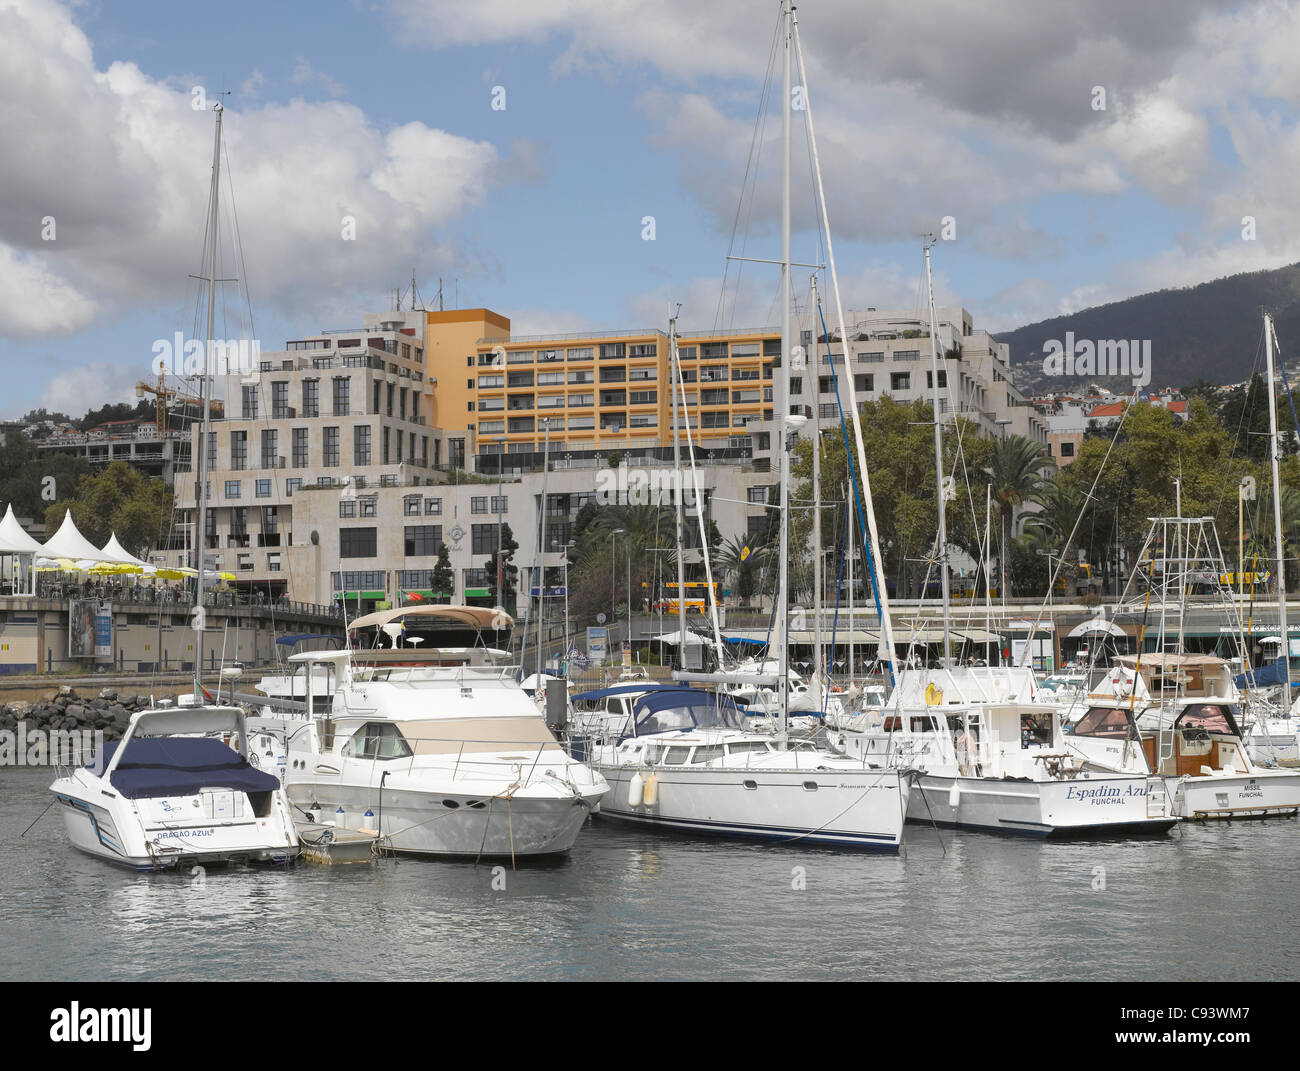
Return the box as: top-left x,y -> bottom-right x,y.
3,765 -> 1296,981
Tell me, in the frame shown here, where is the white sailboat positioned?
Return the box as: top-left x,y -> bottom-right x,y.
568,2 -> 910,851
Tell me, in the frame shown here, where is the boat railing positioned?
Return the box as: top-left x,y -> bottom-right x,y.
350,735 -> 588,788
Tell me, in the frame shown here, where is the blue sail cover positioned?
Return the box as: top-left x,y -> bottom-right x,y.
90,738 -> 280,799
1233,656 -> 1299,691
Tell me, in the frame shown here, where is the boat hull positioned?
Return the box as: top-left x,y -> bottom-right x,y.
51,786 -> 299,872
591,764 -> 908,851
905,774 -> 1176,836
289,782 -> 602,857
1171,770 -> 1300,819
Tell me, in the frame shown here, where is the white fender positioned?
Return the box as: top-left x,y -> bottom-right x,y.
643,771 -> 659,807
628,771 -> 645,808
947,781 -> 961,809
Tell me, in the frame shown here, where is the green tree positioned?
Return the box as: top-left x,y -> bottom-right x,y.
485,522 -> 519,610
988,434 -> 1055,598
431,543 -> 454,603
43,461 -> 172,556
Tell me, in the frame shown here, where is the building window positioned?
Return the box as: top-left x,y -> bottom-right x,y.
404,494 -> 421,516
261,428 -> 278,468
404,525 -> 442,556
230,430 -> 247,470
339,528 -> 377,558
448,439 -> 465,469
241,384 -> 258,419
423,497 -> 443,516
339,499 -> 356,518
1060,441 -> 1075,458
332,377 -> 350,416
224,480 -> 241,499
323,427 -> 340,467
855,374 -> 873,393
890,372 -> 911,391
292,427 -> 308,467
255,479 -> 272,498
302,379 -> 319,417
471,496 -> 489,514
285,478 -> 302,496
471,523 -> 500,556
359,494 -> 378,518
925,370 -> 948,389
272,381 -> 289,418
354,425 -> 371,466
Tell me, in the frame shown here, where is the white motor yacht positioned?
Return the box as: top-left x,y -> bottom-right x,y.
285,605 -> 608,858
49,703 -> 299,871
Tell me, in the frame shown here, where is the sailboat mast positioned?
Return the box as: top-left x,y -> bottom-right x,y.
847,481 -> 854,686
776,0 -> 793,738
1265,312 -> 1291,712
536,418 -> 550,679
924,243 -> 952,665
194,102 -> 223,701
811,274 -> 823,709
670,317 -> 688,663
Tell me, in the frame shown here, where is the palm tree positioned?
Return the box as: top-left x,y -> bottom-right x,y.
717,534 -> 771,607
1022,478 -> 1091,596
987,434 -> 1056,599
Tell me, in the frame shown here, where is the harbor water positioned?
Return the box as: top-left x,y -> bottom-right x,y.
3,766 -> 1296,981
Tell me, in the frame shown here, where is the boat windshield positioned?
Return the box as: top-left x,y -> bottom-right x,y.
1072,706 -> 1136,740
629,690 -> 747,738
1177,703 -> 1241,736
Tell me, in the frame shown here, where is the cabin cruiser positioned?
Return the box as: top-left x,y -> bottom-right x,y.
826,666 -> 1176,836
1066,654 -> 1300,819
285,605 -> 608,858
568,685 -> 910,851
49,702 -> 299,870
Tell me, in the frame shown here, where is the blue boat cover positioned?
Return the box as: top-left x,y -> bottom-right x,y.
90,738 -> 280,800
1233,656 -> 1299,690
275,633 -> 339,646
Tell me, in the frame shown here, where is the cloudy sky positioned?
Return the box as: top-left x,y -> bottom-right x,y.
2,0 -> 1298,417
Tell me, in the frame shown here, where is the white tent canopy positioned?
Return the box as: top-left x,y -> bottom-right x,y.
41,512 -> 111,563
100,532 -> 150,568
1068,617 -> 1127,639
656,629 -> 708,646
0,505 -> 43,554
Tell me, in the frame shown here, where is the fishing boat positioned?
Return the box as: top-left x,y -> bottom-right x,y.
828,664 -> 1175,835
49,702 -> 299,870
284,605 -> 609,858
1067,654 -> 1300,818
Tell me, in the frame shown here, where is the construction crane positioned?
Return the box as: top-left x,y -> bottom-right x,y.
135,377 -> 224,435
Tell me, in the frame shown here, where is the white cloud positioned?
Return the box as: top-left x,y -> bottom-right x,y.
39,359 -> 137,414
0,0 -> 510,342
0,245 -> 97,337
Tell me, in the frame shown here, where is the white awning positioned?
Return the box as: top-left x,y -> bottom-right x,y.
99,532 -> 150,567
0,504 -> 43,554
656,630 -> 709,646
41,512 -> 112,562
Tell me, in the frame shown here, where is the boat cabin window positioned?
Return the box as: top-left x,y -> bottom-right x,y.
883,715 -> 903,732
605,697 -> 626,714
1072,706 -> 1135,740
1177,704 -> 1238,736
726,741 -> 771,756
661,746 -> 692,766
910,716 -> 940,733
342,722 -> 413,760
1020,713 -> 1052,747
691,744 -> 724,764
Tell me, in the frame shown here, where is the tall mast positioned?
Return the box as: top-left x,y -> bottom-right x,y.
847,481 -> 854,686
924,242 -> 952,665
1266,312 -> 1291,712
194,102 -> 223,701
536,418 -> 551,679
776,0 -> 793,738
811,274 -> 823,709
670,316 -> 688,663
